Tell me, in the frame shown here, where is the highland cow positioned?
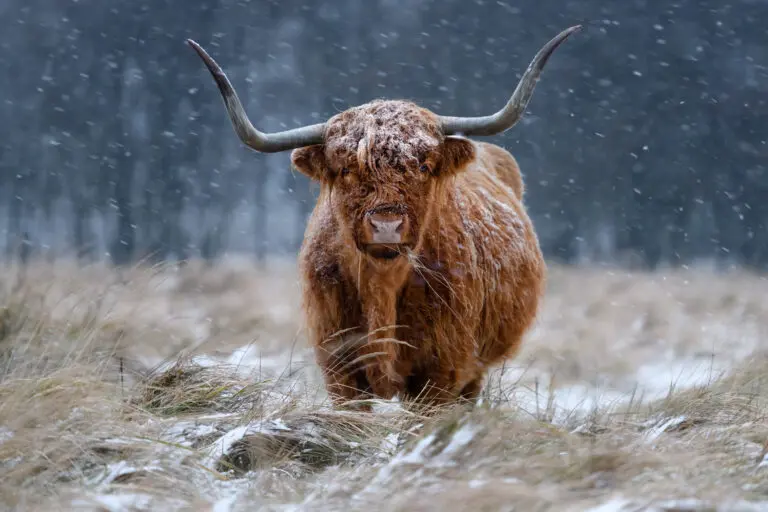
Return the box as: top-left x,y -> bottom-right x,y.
188,25 -> 580,409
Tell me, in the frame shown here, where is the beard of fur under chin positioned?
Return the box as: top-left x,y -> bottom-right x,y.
355,246 -> 412,285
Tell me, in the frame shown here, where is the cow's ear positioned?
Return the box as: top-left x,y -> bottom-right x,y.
439,136 -> 476,177
291,145 -> 328,182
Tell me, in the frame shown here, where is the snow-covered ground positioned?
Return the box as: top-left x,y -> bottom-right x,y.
2,258 -> 767,511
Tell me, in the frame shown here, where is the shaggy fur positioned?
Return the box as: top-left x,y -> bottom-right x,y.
292,99 -> 545,409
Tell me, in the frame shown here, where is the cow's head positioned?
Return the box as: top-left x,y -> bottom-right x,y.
291,100 -> 475,259
187,25 -> 580,261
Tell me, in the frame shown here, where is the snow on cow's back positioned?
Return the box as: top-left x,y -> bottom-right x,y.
448,146 -> 538,273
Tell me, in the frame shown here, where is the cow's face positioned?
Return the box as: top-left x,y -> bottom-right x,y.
292,101 -> 475,261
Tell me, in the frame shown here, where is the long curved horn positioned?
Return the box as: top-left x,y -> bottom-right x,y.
440,25 -> 581,137
187,39 -> 325,153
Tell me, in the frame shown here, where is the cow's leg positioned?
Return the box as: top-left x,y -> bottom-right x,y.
301,258 -> 375,409
402,368 -> 466,410
314,335 -> 373,411
357,327 -> 402,400
359,284 -> 404,400
402,356 -> 486,411
458,376 -> 484,403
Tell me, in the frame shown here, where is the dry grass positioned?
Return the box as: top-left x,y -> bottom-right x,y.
1,256 -> 768,511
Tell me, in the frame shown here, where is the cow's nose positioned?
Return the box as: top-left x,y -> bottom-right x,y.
370,217 -> 403,234
368,212 -> 405,244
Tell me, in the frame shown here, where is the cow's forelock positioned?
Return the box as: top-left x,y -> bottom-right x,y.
324,100 -> 442,174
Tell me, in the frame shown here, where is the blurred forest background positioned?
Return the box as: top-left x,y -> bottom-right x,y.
1,0 -> 766,269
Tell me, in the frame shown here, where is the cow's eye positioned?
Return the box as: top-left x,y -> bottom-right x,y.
341,168 -> 350,177
419,164 -> 430,173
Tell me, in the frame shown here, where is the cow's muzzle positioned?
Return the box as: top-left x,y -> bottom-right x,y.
361,205 -> 412,259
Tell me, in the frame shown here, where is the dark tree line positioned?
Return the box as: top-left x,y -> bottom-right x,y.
1,0 -> 766,269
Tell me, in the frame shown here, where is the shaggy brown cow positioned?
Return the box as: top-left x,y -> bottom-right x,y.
188,26 -> 580,409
